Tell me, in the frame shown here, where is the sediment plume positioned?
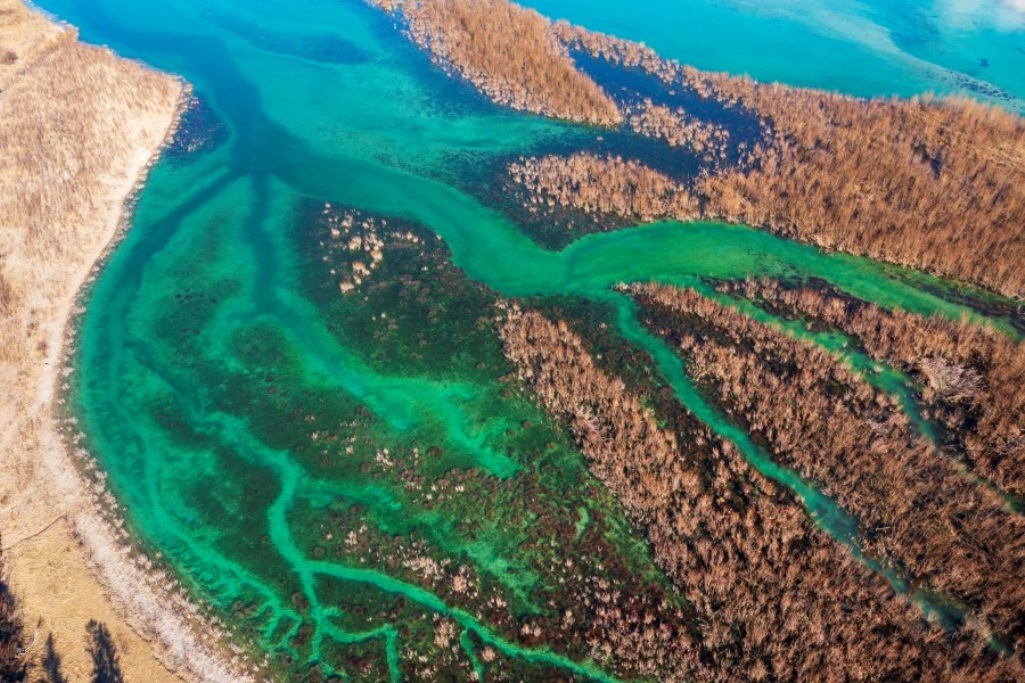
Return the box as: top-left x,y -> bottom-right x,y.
367,0 -> 622,126
500,305 -> 1020,681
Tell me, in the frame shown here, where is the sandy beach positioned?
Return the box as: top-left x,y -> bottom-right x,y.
0,1 -> 248,680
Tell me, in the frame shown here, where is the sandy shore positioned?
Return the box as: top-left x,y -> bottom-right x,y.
0,2 -> 251,680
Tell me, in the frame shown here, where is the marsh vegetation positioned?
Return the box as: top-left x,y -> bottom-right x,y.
633,283 -> 1025,655
14,0 -> 1022,679
716,278 -> 1025,501
479,14 -> 1025,297
369,0 -> 621,125
499,305 -> 1022,681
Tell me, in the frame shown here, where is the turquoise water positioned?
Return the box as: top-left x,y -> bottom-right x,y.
523,0 -> 1025,106
36,0 -> 1025,678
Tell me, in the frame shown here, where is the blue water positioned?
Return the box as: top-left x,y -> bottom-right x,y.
523,0 -> 1025,105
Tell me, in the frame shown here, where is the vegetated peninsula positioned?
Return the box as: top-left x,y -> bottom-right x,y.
0,1 -> 241,680
368,0 -> 622,125
369,0 -> 1025,296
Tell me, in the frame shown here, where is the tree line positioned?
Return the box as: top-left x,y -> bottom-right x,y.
1,535 -> 125,683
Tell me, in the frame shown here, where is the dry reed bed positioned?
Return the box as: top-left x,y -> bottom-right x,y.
0,33 -> 182,369
538,22 -> 1025,298
627,100 -> 728,159
509,153 -> 698,223
717,278 -> 1025,501
500,305 -> 1020,681
632,283 -> 1025,657
368,0 -> 621,126
0,0 -> 68,90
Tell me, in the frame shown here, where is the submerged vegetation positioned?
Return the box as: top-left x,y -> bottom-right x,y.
0,1 -> 239,681
343,0 -> 1025,677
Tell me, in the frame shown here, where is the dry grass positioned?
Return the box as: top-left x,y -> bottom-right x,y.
0,0 -> 68,90
0,3 -> 248,682
0,22 -> 181,370
627,100 -> 727,157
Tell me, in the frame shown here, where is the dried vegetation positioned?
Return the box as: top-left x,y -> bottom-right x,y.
368,0 -> 621,126
0,0 -> 67,90
509,153 -> 698,223
632,283 -> 1025,657
627,100 -> 728,158
0,3 -> 209,679
500,305 -> 1020,681
0,9 -> 182,370
719,278 -> 1025,500
534,23 -> 1025,297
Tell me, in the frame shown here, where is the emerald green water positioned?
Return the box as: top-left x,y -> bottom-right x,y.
37,0 -> 1025,678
